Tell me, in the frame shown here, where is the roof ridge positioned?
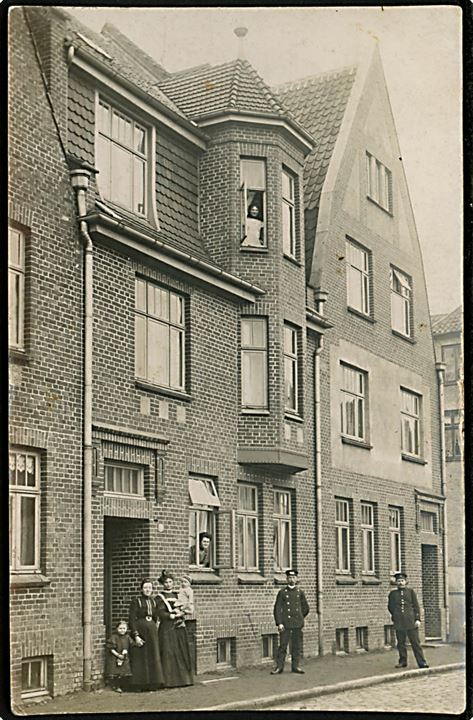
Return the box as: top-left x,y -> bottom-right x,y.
241,59 -> 286,115
101,22 -> 170,81
228,59 -> 243,109
275,64 -> 357,93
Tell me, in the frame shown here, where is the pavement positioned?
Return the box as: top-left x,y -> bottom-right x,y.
13,642 -> 465,715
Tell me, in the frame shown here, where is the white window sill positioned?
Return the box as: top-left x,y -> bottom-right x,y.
392,329 -> 416,344
10,573 -> 51,588
366,194 -> 393,216
240,246 -> 268,253
237,572 -> 266,585
401,453 -> 427,466
241,409 -> 270,416
341,435 -> 372,450
284,412 -> 303,423
283,254 -> 301,267
347,306 -> 376,324
188,570 -> 222,585
135,379 -> 192,402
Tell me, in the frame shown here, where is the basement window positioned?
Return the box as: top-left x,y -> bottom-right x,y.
21,657 -> 49,699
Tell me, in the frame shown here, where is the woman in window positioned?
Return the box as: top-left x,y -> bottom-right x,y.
156,570 -> 193,688
241,202 -> 264,247
128,578 -> 164,691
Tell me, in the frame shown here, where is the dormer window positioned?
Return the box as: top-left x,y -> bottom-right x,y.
240,159 -> 266,248
366,152 -> 392,213
97,99 -> 147,216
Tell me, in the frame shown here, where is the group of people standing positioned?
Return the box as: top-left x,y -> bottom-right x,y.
105,571 -> 194,692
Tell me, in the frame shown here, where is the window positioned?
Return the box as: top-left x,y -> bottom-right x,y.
240,159 -> 266,247
237,485 -> 259,571
360,502 -> 375,574
420,510 -> 437,533
241,318 -> 268,410
384,624 -> 396,648
356,626 -> 369,651
340,364 -> 367,441
9,226 -> 25,350
273,490 -> 292,572
335,628 -> 349,653
104,462 -> 144,497
391,268 -> 412,337
188,476 -> 220,569
217,638 -> 235,666
135,278 -> 185,391
97,99 -> 147,215
21,657 -> 49,699
366,151 -> 392,211
445,411 -> 462,460
282,169 -> 296,258
9,449 -> 40,572
442,344 -> 461,383
389,506 -> 402,574
400,388 -> 422,458
335,499 -> 351,574
262,634 -> 278,660
284,324 -> 299,414
346,239 -> 370,316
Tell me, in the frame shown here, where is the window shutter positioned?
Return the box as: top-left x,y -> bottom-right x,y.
213,509 -> 235,569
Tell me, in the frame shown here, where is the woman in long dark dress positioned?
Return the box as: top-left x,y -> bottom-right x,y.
156,570 -> 193,688
128,578 -> 164,691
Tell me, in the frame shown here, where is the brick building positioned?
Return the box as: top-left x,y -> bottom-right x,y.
431,307 -> 464,642
9,7 -> 446,702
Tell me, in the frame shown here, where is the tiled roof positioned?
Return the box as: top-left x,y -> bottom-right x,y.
431,305 -> 462,335
159,59 -> 290,120
275,67 -> 357,276
101,23 -> 170,83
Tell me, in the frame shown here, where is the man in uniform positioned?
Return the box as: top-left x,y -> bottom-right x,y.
387,571 -> 429,669
271,569 -> 309,674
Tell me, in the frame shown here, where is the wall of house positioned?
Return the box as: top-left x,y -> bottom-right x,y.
9,7 -> 84,700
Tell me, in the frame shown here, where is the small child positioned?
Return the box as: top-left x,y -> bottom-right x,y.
177,575 -> 194,619
105,620 -> 132,692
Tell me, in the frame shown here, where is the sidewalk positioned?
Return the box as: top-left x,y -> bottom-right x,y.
15,643 -> 465,715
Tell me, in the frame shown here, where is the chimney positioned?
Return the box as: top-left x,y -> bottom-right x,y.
234,26 -> 248,60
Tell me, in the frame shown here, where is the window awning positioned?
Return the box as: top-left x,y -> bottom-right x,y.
188,477 -> 221,507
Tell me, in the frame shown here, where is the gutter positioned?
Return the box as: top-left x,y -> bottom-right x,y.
314,338 -> 324,656
70,168 -> 94,691
435,361 -> 450,640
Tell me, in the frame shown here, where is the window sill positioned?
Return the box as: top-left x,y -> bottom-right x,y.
347,307 -> 376,324
241,409 -> 270,416
366,194 -> 393,216
135,380 -> 192,402
401,453 -> 427,466
188,571 -> 222,585
240,246 -> 268,253
283,254 -> 301,267
336,575 -> 357,585
284,412 -> 304,424
341,436 -> 372,450
446,456 -> 462,462
237,572 -> 267,585
9,347 -> 29,364
361,576 -> 382,585
273,573 -> 289,586
392,329 -> 416,344
444,380 -> 460,387
10,573 -> 51,588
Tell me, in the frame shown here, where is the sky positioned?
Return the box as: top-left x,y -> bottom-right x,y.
68,5 -> 462,316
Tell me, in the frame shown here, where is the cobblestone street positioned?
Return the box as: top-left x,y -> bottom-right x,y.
269,669 -> 466,713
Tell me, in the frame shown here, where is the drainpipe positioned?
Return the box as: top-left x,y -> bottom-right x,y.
314,336 -> 324,655
70,168 -> 93,691
435,361 -> 449,640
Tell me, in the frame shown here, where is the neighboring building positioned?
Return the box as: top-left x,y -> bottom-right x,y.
9,7 -> 446,702
431,306 -> 464,642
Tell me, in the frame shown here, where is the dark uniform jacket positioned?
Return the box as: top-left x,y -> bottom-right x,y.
388,587 -> 421,630
274,585 -> 310,629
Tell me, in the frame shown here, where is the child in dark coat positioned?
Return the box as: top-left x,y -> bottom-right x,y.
105,620 -> 133,692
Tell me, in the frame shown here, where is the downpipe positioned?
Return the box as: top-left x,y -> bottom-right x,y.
314,338 -> 324,655
435,361 -> 450,640
70,169 -> 94,691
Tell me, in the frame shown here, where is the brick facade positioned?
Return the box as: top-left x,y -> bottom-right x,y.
9,7 -> 446,702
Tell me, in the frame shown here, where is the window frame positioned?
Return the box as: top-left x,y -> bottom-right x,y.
104,461 -> 145,498
273,489 -> 292,573
188,476 -> 220,570
240,317 -> 268,411
400,387 -> 422,459
444,410 -> 462,461
282,168 -> 296,259
335,498 -> 351,574
240,158 -> 267,249
360,502 -> 376,575
135,277 -> 186,392
420,510 -> 437,533
366,151 -> 392,212
262,633 -> 278,661
9,448 -> 41,573
441,343 -> 461,383
21,657 -> 49,699
346,238 -> 371,317
216,637 -> 234,666
340,363 -> 367,442
237,484 -> 259,571
9,225 -> 26,350
284,324 -> 299,415
389,506 -> 402,575
390,267 -> 412,338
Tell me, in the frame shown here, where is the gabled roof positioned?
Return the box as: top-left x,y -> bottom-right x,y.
431,305 -> 462,335
159,58 -> 290,120
101,23 -> 171,83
